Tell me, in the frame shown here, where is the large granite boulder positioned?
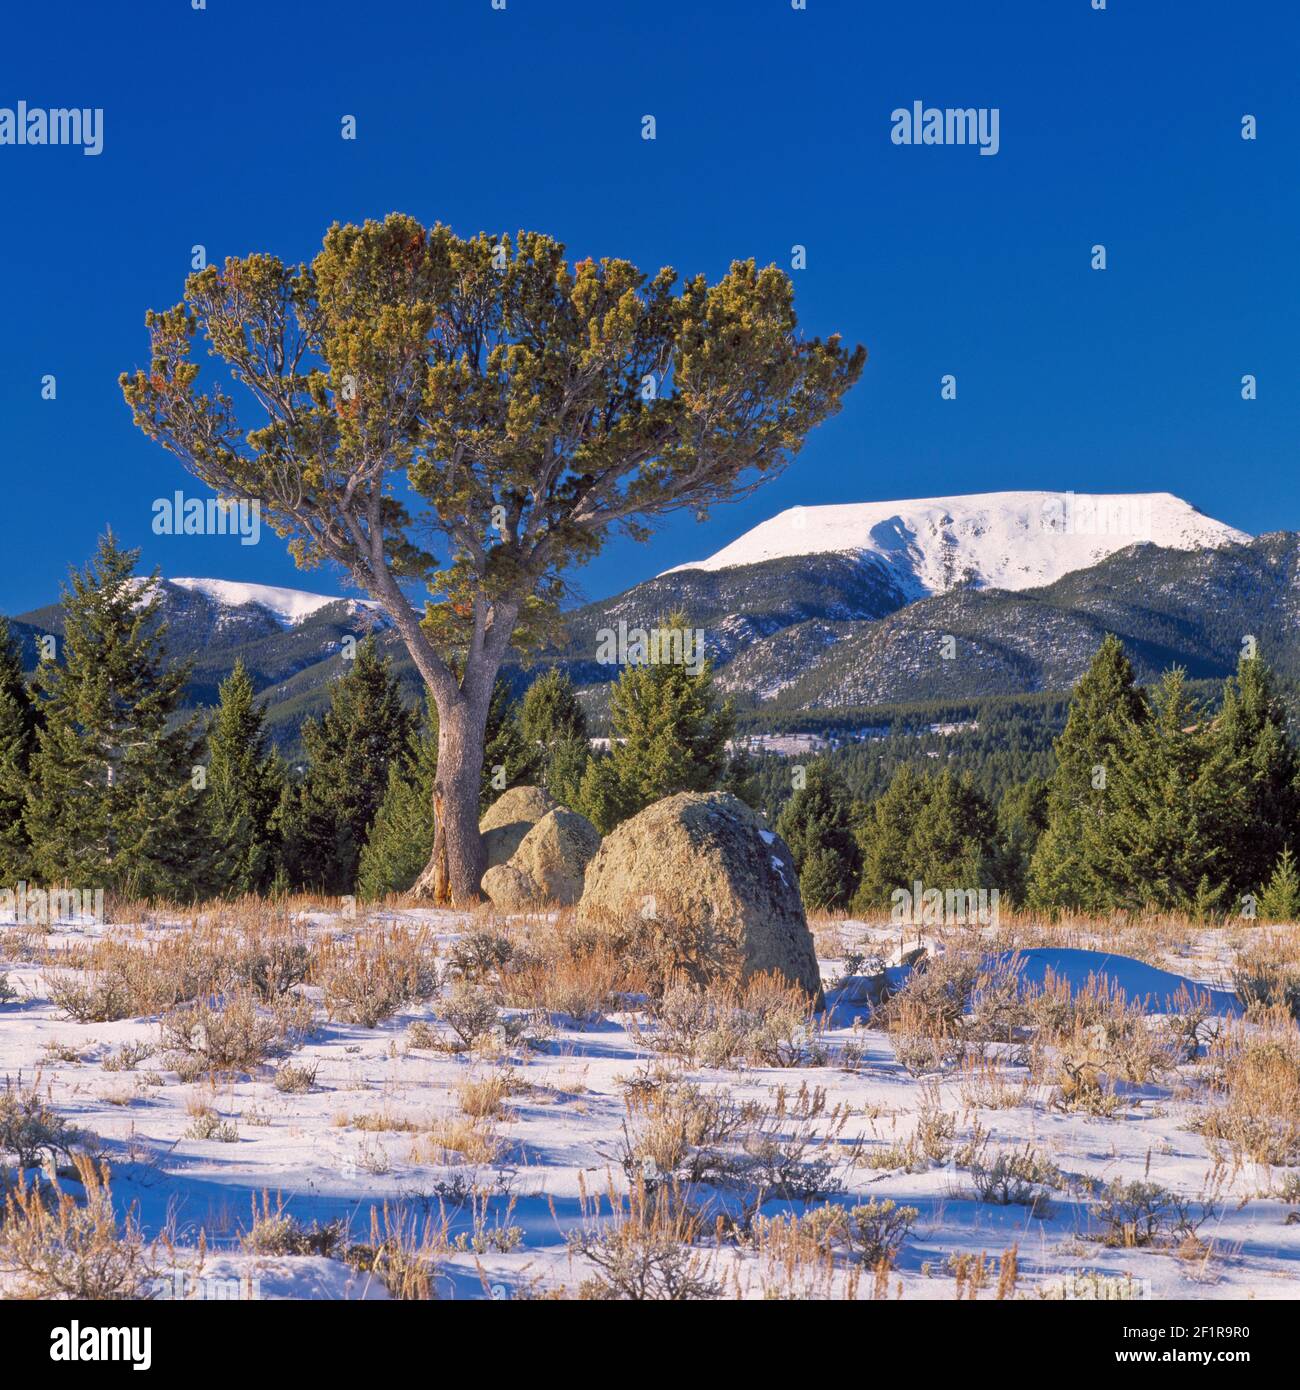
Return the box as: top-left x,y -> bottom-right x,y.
575,791 -> 822,999
481,807 -> 601,910
479,786 -> 556,870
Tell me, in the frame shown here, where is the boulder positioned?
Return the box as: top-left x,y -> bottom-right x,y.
576,791 -> 822,999
480,863 -> 541,913
479,785 -> 556,869
512,808 -> 601,906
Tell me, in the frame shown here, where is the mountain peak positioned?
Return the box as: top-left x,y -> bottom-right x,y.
167,578 -> 379,626
664,490 -> 1249,596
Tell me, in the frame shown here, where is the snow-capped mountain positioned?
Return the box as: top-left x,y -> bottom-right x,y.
168,578 -> 380,627
665,491 -> 1250,597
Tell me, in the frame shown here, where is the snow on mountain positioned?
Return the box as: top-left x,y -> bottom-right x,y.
663,491 -> 1250,597
168,578 -> 380,626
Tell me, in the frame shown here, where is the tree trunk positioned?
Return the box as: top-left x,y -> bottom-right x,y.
412,690 -> 491,904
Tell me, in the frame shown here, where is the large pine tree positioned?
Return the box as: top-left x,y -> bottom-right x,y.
280,637 -> 415,893
0,618 -> 38,881
24,533 -> 215,899
206,660 -> 284,896
1087,667 -> 1233,914
1027,634 -> 1148,911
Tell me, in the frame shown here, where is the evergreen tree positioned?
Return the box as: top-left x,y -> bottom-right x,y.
520,667 -> 587,745
905,770 -> 997,890
24,533 -> 216,899
520,667 -> 590,809
357,708 -> 439,900
1210,653 -> 1300,901
206,660 -> 284,896
774,760 -> 862,909
0,618 -> 38,881
1088,668 -> 1232,914
720,742 -> 763,811
854,764 -> 927,909
1027,635 -> 1148,911
995,777 -> 1049,906
281,637 -> 415,893
480,677 -> 542,811
1257,847 -> 1300,923
853,765 -> 998,910
576,614 -> 735,833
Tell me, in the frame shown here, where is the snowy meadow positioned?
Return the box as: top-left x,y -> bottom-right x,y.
2,898 -> 1297,1302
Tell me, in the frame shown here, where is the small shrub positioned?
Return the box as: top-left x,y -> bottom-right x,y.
0,1155 -> 152,1299
434,981 -> 500,1051
272,1062 -> 319,1094
241,1193 -> 346,1256
0,1079 -> 76,1167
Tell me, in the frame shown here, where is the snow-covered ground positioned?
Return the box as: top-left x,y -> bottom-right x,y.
1,908 -> 1296,1301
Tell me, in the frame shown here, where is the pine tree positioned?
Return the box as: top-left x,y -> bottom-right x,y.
996,777 -> 1049,906
520,667 -> 590,809
853,765 -> 999,910
1089,668 -> 1232,914
906,770 -> 997,890
1027,635 -> 1148,911
774,760 -> 862,909
577,613 -> 734,833
520,667 -> 587,745
281,637 -> 415,893
0,618 -> 38,881
480,678 -> 541,811
24,533 -> 216,899
1210,653 -> 1300,901
854,764 -> 927,909
206,660 -> 284,896
357,707 -> 438,900
1257,847 -> 1300,923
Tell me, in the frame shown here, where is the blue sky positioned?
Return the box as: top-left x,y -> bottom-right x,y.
0,0 -> 1295,614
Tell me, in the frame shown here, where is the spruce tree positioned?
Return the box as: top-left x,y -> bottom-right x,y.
906,770 -> 997,890
1210,653 -> 1300,901
576,614 -> 734,833
24,533 -> 215,899
995,777 -> 1049,906
775,760 -> 862,909
1257,847 -> 1300,923
853,765 -> 999,910
281,637 -> 415,893
853,764 -> 927,909
1089,668 -> 1232,914
1027,635 -> 1148,911
0,618 -> 38,881
357,708 -> 439,900
206,660 -> 284,896
520,667 -> 590,809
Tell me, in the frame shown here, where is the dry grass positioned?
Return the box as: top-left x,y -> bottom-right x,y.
0,1154 -> 152,1299
1196,1023 -> 1300,1166
319,925 -> 440,1028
